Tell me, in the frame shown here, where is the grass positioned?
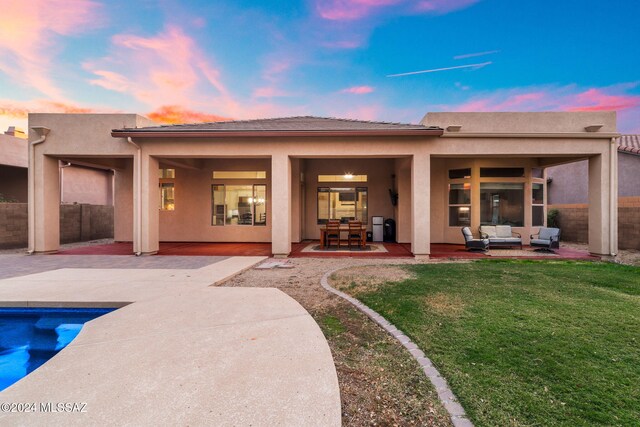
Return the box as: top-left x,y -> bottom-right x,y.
337,260 -> 640,426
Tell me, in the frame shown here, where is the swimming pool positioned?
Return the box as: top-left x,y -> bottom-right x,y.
0,307 -> 115,392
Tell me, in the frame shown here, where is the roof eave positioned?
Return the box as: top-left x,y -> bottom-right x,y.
110,129 -> 444,138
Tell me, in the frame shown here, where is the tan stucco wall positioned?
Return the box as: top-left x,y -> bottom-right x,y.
430,157 -> 550,245
0,133 -> 27,168
158,158 -> 272,242
27,112 -> 618,255
61,165 -> 113,206
301,158 -> 397,240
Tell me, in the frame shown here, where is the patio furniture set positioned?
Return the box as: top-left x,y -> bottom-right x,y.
319,220 -> 367,250
462,225 -> 561,252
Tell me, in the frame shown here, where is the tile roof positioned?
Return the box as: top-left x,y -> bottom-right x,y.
113,116 -> 442,134
618,135 -> 640,156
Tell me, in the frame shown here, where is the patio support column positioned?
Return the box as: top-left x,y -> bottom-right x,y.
271,154 -> 292,257
588,147 -> 617,257
411,153 -> 430,259
137,153 -> 160,255
30,153 -> 60,253
113,160 -> 134,242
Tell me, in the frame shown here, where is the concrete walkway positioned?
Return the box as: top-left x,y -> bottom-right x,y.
0,257 -> 341,426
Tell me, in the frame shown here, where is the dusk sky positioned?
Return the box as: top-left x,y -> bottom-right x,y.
1,0 -> 639,134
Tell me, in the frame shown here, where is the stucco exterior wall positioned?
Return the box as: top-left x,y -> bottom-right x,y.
0,134 -> 27,168
548,153 -> 640,204
158,158 -> 272,242
301,158 -> 396,240
61,165 -> 113,205
27,112 -> 618,256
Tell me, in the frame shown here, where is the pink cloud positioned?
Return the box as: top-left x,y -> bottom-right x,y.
341,86 -> 375,94
0,0 -> 103,99
315,0 -> 479,21
85,25 -> 234,113
451,85 -> 640,114
566,89 -> 640,112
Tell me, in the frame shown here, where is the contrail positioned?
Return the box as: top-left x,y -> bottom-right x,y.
386,61 -> 492,77
454,50 -> 500,60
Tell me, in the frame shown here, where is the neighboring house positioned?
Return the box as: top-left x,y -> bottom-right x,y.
27,112 -> 618,258
547,135 -> 640,249
0,127 -> 114,205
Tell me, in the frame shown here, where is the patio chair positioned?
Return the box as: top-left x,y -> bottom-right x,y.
347,220 -> 364,249
461,227 -> 489,251
530,227 -> 561,252
325,221 -> 341,249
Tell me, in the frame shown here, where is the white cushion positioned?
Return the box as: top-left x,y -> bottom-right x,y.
480,225 -> 497,238
495,225 -> 512,238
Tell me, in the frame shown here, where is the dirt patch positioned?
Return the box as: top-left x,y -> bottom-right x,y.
220,257 -> 452,426
331,265 -> 416,296
562,242 -> 640,266
425,293 -> 465,317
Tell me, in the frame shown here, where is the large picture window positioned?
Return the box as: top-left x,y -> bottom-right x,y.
317,187 -> 367,224
480,183 -> 524,226
211,184 -> 267,226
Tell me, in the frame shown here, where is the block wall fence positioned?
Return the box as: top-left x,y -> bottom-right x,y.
0,203 -> 113,249
549,196 -> 640,250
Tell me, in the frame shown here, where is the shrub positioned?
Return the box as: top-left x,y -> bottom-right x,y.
547,208 -> 559,228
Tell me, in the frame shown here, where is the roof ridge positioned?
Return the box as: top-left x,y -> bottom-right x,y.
148,115 -> 424,128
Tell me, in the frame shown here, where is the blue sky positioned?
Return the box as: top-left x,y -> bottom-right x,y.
1,0 -> 639,133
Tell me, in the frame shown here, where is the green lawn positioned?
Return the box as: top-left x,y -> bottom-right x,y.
338,260 -> 640,426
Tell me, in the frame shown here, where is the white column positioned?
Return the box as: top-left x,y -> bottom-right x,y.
271,153 -> 292,257
30,152 -> 60,253
411,153 -> 430,259
139,153 -> 159,255
588,148 -> 617,256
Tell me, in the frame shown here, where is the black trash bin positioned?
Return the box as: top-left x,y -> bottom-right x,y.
383,218 -> 396,242
366,231 -> 373,242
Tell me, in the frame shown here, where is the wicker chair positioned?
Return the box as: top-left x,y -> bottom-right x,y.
530,227 -> 561,252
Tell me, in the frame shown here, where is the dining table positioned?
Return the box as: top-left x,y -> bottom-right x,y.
319,224 -> 367,249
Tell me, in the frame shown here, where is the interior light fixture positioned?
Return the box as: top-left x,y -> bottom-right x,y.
344,173 -> 354,179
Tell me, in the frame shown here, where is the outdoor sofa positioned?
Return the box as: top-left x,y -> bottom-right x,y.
479,225 -> 523,249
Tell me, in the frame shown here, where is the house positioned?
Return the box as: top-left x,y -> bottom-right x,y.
0,127 -> 114,205
547,135 -> 639,249
26,112 -> 619,258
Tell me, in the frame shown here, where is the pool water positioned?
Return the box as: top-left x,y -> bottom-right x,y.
0,307 -> 115,391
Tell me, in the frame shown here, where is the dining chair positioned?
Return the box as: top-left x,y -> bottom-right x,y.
347,220 -> 363,249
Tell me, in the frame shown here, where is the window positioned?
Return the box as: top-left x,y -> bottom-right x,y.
318,174 -> 368,182
159,168 -> 175,179
448,168 -> 471,179
480,167 -> 525,178
480,183 -> 524,226
317,187 -> 367,224
211,184 -> 267,226
448,183 -> 471,226
532,183 -> 545,226
212,171 -> 266,179
159,168 -> 175,210
160,183 -> 175,211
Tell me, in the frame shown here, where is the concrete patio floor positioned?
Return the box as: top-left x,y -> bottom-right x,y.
0,256 -> 341,426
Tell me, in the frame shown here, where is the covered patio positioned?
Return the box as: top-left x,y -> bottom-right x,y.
53,240 -> 596,260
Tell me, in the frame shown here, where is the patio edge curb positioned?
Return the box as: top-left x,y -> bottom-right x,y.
320,267 -> 473,427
